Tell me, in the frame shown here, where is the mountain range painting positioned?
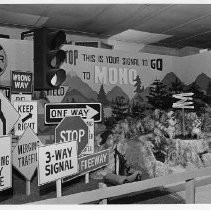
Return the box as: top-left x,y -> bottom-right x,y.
37,71 -> 211,106
33,70 -> 211,136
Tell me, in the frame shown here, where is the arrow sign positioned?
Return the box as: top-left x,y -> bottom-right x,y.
172,92 -> 194,109
22,113 -> 33,123
45,103 -> 101,125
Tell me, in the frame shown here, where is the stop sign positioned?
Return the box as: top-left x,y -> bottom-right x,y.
55,116 -> 88,156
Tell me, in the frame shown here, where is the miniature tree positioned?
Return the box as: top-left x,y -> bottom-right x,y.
169,78 -> 183,94
187,82 -> 206,114
39,90 -> 48,100
147,79 -> 171,110
111,96 -> 129,121
207,81 -> 211,96
133,75 -> 144,103
97,84 -> 108,106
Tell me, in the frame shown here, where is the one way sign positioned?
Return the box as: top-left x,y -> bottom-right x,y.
45,103 -> 101,125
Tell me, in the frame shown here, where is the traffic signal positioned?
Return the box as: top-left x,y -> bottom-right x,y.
34,28 -> 67,90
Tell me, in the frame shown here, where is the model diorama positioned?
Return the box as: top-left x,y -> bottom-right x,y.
34,72 -> 211,185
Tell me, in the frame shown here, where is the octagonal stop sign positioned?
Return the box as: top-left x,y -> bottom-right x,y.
55,116 -> 88,156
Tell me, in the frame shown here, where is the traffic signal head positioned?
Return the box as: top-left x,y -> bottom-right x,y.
34,28 -> 67,90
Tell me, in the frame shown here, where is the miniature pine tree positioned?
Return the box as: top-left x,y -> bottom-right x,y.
169,78 -> 183,94
147,79 -> 170,110
112,96 -> 129,121
133,75 -> 144,103
97,84 -> 108,105
206,81 -> 211,96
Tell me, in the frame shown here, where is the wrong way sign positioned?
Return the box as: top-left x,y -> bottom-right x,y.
45,103 -> 101,124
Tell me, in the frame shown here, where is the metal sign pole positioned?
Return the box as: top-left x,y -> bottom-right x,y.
85,173 -> 89,184
182,108 -> 185,136
26,179 -> 31,196
56,179 -> 62,198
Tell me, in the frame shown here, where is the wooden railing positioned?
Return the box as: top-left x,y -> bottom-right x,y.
30,166 -> 211,204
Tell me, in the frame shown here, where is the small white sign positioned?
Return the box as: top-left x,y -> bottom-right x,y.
14,101 -> 37,136
81,119 -> 94,155
11,94 -> 32,105
45,86 -> 68,103
172,92 -> 194,109
12,127 -> 42,181
0,135 -> 12,191
38,141 -> 78,186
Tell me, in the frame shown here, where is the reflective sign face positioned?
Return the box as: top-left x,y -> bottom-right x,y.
0,136 -> 12,191
0,45 -> 7,76
0,92 -> 20,136
12,127 -> 42,181
55,116 -> 88,156
13,101 -> 37,136
38,141 -> 78,186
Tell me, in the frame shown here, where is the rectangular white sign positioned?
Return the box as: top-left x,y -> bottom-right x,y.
38,141 -> 78,186
0,136 -> 12,191
13,101 -> 37,136
11,94 -> 32,105
81,119 -> 94,155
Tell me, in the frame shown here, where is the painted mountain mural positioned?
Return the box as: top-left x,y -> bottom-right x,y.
106,86 -> 129,103
62,87 -> 96,103
161,72 -> 185,89
63,71 -> 98,102
189,73 -> 211,94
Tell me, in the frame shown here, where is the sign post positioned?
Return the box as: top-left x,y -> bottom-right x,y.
45,103 -> 101,124
12,127 -> 42,195
0,136 -> 12,192
173,92 -> 194,136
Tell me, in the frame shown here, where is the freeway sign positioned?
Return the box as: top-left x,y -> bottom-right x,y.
45,103 -> 101,124
63,149 -> 110,183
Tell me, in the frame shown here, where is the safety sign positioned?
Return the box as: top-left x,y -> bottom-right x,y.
45,103 -> 101,124
13,101 -> 37,136
0,92 -> 20,136
11,71 -> 33,93
0,86 -> 10,100
45,85 -> 68,103
81,119 -> 94,155
12,127 -> 42,181
11,94 -> 32,105
38,141 -> 78,186
0,135 -> 12,191
63,149 -> 109,183
55,116 -> 88,156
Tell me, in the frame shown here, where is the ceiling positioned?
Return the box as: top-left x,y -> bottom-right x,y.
1,4 -> 211,49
